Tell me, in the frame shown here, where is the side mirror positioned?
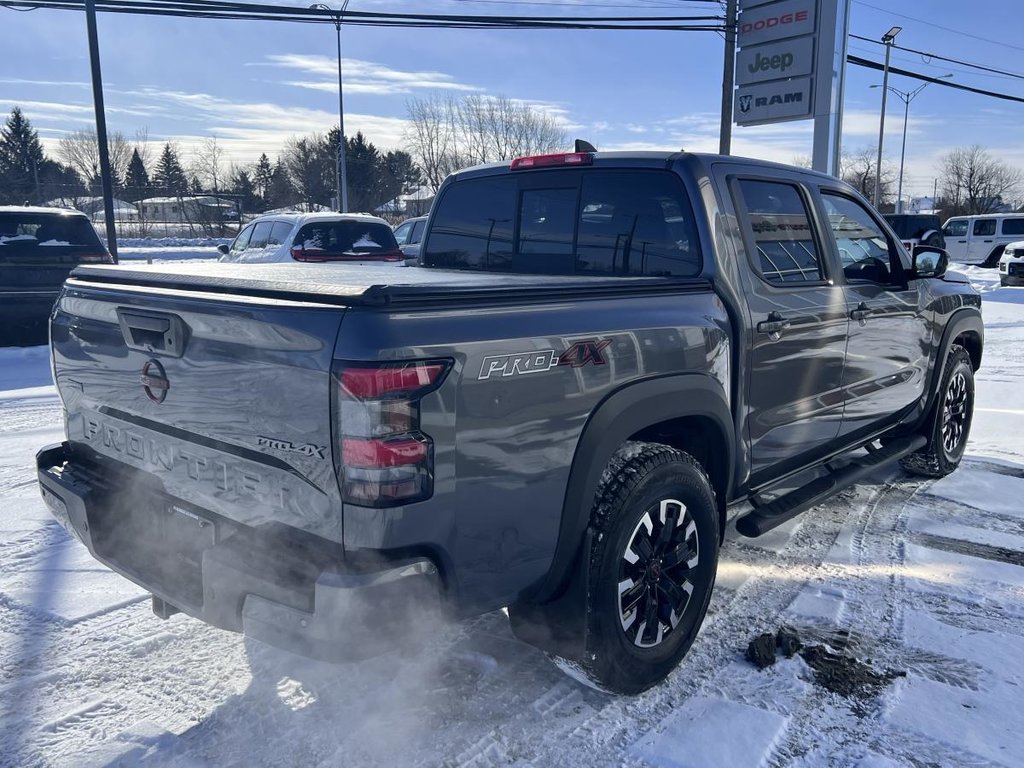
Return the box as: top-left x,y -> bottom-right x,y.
912,245 -> 948,279
216,244 -> 230,255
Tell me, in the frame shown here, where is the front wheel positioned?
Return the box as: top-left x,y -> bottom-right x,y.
558,442 -> 719,694
901,345 -> 975,477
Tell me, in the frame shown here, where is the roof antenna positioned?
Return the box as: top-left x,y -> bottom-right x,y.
574,139 -> 597,153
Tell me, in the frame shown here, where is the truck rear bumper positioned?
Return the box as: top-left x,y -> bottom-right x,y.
36,442 -> 441,662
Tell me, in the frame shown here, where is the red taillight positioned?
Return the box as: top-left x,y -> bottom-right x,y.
342,363 -> 446,399
292,247 -> 403,262
333,359 -> 451,507
510,152 -> 594,170
342,437 -> 428,468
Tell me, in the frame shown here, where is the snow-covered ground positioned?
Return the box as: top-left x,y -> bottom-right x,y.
115,237 -> 227,264
0,266 -> 1022,767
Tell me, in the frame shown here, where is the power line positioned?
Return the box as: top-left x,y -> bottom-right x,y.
850,34 -> 1024,83
847,54 -> 1024,106
0,0 -> 725,29
853,1 -> 1024,54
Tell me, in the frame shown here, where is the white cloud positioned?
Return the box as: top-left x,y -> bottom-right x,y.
260,54 -> 481,95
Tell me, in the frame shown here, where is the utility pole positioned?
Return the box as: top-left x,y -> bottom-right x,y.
84,0 -> 118,261
719,0 -> 738,155
873,25 -> 901,210
311,2 -> 350,213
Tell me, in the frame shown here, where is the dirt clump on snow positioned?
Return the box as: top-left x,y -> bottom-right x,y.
745,626 -> 905,706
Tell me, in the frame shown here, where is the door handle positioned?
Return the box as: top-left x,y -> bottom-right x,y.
983,239 -> 993,243
849,302 -> 870,324
756,311 -> 791,336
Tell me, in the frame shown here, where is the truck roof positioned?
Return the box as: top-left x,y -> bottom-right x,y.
449,150 -> 840,184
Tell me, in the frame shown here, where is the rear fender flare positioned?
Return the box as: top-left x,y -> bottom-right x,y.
532,374 -> 733,604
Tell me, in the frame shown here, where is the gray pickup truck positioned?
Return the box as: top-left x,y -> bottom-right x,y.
37,150 -> 983,694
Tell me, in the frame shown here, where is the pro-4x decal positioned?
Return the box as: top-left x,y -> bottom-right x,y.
478,339 -> 611,380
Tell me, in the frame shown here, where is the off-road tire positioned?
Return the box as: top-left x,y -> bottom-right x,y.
901,345 -> 975,477
557,442 -> 719,694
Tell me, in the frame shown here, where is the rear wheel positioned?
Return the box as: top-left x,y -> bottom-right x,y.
901,345 -> 975,477
555,442 -> 718,694
982,246 -> 1005,268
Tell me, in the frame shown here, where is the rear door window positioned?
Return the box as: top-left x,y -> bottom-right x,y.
269,222 -> 292,246
735,179 -> 824,284
424,169 -> 701,276
249,221 -> 273,249
393,221 -> 413,246
410,219 -> 426,243
973,219 -> 996,237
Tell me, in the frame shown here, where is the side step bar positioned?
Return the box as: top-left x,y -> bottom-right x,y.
735,434 -> 927,538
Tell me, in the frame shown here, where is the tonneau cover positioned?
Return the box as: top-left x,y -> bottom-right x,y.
70,262 -> 710,307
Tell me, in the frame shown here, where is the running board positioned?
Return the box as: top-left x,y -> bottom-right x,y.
735,434 -> 928,538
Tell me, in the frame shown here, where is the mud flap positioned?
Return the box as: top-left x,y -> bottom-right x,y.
508,528 -> 594,661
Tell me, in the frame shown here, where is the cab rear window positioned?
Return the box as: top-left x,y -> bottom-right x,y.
0,212 -> 103,248
424,170 -> 702,277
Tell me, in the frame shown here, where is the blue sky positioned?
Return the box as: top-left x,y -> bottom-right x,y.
1,0 -> 1022,201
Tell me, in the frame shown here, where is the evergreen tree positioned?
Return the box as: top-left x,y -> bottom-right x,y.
0,107 -> 46,203
254,153 -> 273,201
190,174 -> 203,195
152,143 -> 188,195
345,132 -> 382,213
228,166 -> 258,213
266,159 -> 297,210
123,148 -> 149,200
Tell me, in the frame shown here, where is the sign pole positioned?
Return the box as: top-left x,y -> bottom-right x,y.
720,0 -> 738,155
811,0 -> 851,176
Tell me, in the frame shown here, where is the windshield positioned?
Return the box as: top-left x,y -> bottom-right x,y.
294,220 -> 398,255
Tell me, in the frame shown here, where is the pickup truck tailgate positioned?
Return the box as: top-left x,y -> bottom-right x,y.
51,276 -> 346,542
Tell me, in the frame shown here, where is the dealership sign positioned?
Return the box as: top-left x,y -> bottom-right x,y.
736,36 -> 814,85
737,0 -> 817,47
735,0 -> 822,127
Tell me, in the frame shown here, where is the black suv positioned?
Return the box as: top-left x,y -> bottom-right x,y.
1,206 -> 111,338
884,213 -> 946,250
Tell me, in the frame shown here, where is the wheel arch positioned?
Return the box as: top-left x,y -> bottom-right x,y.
530,374 -> 734,605
920,307 -> 983,428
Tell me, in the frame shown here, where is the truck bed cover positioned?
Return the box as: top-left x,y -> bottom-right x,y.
69,262 -> 711,308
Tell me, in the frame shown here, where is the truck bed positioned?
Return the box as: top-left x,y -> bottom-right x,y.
70,262 -> 711,307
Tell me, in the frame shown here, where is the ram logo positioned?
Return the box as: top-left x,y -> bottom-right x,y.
738,94 -> 753,114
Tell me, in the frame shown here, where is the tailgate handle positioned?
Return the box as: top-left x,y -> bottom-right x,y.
117,309 -> 189,357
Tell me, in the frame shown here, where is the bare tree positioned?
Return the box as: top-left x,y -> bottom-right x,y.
405,94 -> 567,192
56,129 -> 131,190
193,136 -> 225,196
840,146 -> 897,204
939,145 -> 1023,215
404,94 -> 465,192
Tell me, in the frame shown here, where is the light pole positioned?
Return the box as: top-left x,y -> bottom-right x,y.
871,74 -> 952,214
873,25 -> 901,210
311,2 -> 350,213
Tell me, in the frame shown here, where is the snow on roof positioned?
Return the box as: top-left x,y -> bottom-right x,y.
0,205 -> 91,217
250,210 -> 389,225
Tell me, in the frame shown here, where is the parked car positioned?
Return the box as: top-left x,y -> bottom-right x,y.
0,206 -> 111,331
883,213 -> 945,251
217,212 -> 403,264
942,213 -> 1024,266
998,240 -> 1024,286
393,215 -> 427,264
38,150 -> 982,695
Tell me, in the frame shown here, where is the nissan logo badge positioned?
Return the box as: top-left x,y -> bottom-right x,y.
141,359 -> 170,403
